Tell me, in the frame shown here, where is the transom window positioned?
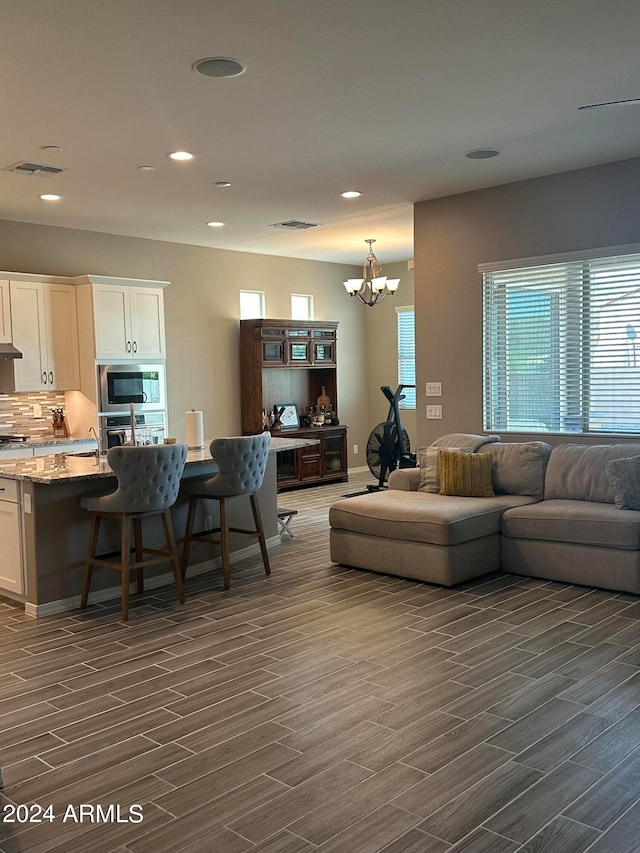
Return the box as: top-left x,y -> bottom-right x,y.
239,290 -> 265,319
291,293 -> 314,321
482,248 -> 640,434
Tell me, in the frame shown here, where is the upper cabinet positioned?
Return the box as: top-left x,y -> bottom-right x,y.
85,281 -> 166,361
0,280 -> 11,344
10,280 -> 80,391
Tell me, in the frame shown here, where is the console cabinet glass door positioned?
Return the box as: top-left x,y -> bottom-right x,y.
323,432 -> 346,475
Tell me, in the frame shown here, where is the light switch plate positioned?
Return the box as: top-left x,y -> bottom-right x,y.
426,382 -> 442,397
426,405 -> 443,419
23,493 -> 32,514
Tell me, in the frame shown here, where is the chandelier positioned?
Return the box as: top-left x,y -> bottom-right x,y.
343,239 -> 400,307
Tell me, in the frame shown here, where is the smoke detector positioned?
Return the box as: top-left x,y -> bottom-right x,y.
4,161 -> 65,178
269,220 -> 319,231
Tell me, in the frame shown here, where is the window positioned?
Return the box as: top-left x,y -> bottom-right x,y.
239,290 -> 265,319
291,293 -> 314,321
396,306 -> 416,408
483,248 -> 640,434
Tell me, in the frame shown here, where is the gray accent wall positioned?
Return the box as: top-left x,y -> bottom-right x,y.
413,156 -> 640,449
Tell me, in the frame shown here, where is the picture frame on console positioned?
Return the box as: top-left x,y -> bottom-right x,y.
276,403 -> 300,429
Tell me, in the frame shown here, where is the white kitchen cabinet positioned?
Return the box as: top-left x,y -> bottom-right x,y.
9,280 -> 80,391
0,477 -> 24,594
93,284 -> 165,361
0,280 -> 11,344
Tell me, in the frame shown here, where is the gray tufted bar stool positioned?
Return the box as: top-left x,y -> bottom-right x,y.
181,433 -> 271,589
81,442 -> 188,620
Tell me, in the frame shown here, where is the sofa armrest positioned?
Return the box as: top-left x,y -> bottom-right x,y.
389,468 -> 420,491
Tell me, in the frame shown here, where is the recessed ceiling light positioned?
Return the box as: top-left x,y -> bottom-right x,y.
39,193 -> 61,201
466,148 -> 500,159
215,181 -> 232,188
168,151 -> 194,161
138,165 -> 156,172
193,57 -> 247,79
206,221 -> 225,227
341,191 -> 361,198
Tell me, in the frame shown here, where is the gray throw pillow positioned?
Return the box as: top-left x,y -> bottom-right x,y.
606,455 -> 640,510
418,445 -> 472,493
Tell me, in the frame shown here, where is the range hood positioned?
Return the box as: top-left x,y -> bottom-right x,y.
0,343 -> 22,359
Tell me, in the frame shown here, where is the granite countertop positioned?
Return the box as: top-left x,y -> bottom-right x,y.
0,435 -> 318,484
0,437 -> 97,453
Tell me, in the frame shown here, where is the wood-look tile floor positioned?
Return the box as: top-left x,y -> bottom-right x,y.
2,470 -> 640,852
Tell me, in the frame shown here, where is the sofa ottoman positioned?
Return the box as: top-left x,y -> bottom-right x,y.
329,489 -> 537,586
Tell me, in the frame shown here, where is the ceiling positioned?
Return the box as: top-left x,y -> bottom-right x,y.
2,0 -> 640,265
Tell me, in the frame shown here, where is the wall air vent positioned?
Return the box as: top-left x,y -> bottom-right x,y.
4,161 -> 65,178
269,220 -> 319,231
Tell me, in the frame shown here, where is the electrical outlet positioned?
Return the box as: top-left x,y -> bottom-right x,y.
23,493 -> 32,514
425,382 -> 442,397
426,404 -> 443,419
33,403 -> 42,418
204,515 -> 213,531
353,444 -> 359,454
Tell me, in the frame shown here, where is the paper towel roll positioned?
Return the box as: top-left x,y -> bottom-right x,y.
185,410 -> 204,449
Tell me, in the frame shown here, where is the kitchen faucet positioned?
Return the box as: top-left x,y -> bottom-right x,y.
129,402 -> 137,446
89,425 -> 100,460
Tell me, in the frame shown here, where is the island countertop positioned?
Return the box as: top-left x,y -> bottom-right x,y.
0,435 -> 318,484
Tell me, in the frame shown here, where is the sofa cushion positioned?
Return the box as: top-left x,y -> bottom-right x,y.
606,456 -> 640,510
478,441 -> 551,499
329,491 -> 536,547
439,449 -> 495,498
502,499 -> 640,550
544,443 -> 640,503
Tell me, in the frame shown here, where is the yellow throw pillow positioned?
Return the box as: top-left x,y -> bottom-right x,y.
438,449 -> 495,497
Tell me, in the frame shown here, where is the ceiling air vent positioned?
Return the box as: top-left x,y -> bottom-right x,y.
269,220 -> 319,231
4,161 -> 65,178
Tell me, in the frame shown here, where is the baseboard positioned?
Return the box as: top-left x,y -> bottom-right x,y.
23,535 -> 280,618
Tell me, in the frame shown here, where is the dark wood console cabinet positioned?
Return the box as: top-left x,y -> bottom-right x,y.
240,319 -> 348,491
274,426 -> 348,490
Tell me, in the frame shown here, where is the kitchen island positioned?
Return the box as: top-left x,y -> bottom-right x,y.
0,436 -> 317,617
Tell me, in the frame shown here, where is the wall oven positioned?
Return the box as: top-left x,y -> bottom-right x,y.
98,363 -> 166,414
98,412 -> 166,450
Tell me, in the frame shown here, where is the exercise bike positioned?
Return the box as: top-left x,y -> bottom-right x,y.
366,385 -> 416,491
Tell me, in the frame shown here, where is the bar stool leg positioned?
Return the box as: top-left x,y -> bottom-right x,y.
133,516 -> 144,594
181,495 -> 198,579
162,509 -> 185,603
81,513 -> 101,609
120,514 -> 131,621
250,494 -> 271,576
219,497 -> 231,590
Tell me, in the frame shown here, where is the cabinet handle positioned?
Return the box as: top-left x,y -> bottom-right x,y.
127,341 -> 132,353
49,371 -> 54,385
132,341 -> 137,354
42,371 -> 47,385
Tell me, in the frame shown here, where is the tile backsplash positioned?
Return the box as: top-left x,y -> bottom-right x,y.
0,391 -> 67,439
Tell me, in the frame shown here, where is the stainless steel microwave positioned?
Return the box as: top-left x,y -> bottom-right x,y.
98,363 -> 166,414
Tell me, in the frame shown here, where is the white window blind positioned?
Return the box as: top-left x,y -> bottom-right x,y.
396,306 -> 416,408
483,250 -> 640,434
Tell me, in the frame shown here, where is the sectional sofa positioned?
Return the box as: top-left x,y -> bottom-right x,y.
329,438 -> 640,594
